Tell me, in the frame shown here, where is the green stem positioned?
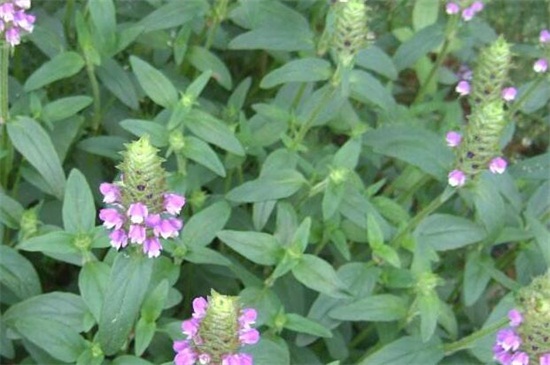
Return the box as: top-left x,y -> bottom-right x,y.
85,61 -> 102,133
506,77 -> 544,118
0,42 -> 12,189
293,86 -> 336,149
443,317 -> 508,355
389,186 -> 456,247
414,16 -> 459,104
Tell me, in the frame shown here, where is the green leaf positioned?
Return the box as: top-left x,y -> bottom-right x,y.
98,254 -> 153,356
393,24 -> 445,71
96,58 -> 139,110
8,317 -> 87,363
226,169 -> 305,203
333,138 -> 361,169
247,338 -> 290,365
183,136 -> 226,177
130,56 -> 178,108
373,245 -> 401,268
185,246 -> 231,266
330,294 -> 407,321
7,117 -> 66,199
119,119 -> 169,147
78,136 -> 126,160
0,191 -> 24,228
134,318 -> 156,357
63,169 -> 95,233
322,181 -> 345,221
135,280 -> 168,355
412,0 -> 439,31
229,26 -> 314,52
363,124 -> 454,179
284,313 -> 332,338
180,201 -> 231,248
358,336 -> 444,365
292,254 -> 350,299
350,70 -> 396,111
217,230 -> 282,266
17,231 -> 79,256
415,214 -> 487,251
88,0 -> 117,55
367,214 -> 384,248
260,58 -> 332,89
138,0 -> 208,32
188,46 -> 232,90
0,246 -> 41,301
24,51 -> 85,91
463,251 -> 492,306
356,46 -> 398,80
290,217 -> 311,253
418,292 -> 440,342
186,109 -> 245,156
42,96 -> 92,123
78,261 -> 110,322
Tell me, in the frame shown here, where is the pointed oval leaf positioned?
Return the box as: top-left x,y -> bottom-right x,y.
217,230 -> 281,266
292,254 -> 350,299
24,51 -> 85,91
130,56 -> 178,108
260,58 -> 331,89
329,294 -> 407,321
63,169 -> 95,233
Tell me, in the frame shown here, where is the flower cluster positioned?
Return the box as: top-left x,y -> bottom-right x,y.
174,291 -> 260,365
454,69 -> 516,102
534,29 -> 549,73
0,0 -> 35,47
445,1 -> 484,22
98,136 -> 185,258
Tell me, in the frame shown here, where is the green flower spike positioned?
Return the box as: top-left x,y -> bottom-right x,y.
331,0 -> 370,68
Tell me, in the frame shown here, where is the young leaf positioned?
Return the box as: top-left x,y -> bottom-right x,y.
292,254 -> 350,299
260,58 -> 332,89
183,136 -> 226,177
24,52 -> 85,91
284,313 -> 332,338
0,246 -> 41,301
130,56 -> 178,109
96,58 -> 139,110
217,230 -> 282,266
179,200 -> 231,248
226,170 -> 305,203
188,46 -> 232,90
186,109 -> 245,156
329,294 -> 407,321
78,261 -> 110,322
63,169 -> 96,233
42,96 -> 92,123
7,117 -> 66,199
0,191 -> 24,228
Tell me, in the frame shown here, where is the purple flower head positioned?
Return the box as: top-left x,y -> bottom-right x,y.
109,229 -> 128,250
239,328 -> 260,345
540,354 -> 550,365
446,131 -> 462,147
13,10 -> 34,32
14,0 -> 31,9
540,29 -> 550,44
99,182 -> 121,204
0,19 -> 4,32
222,353 -> 253,365
99,208 -> 124,229
493,344 -> 513,365
461,6 -> 475,21
510,352 -> 529,365
174,347 -> 197,365
239,308 -> 257,329
154,218 -> 181,239
145,213 -> 161,228
192,297 -> 208,319
128,224 -> 146,244
508,309 -> 523,327
163,193 -> 186,215
501,87 -> 517,102
173,340 -> 190,353
455,80 -> 471,96
5,27 -> 20,47
446,2 -> 460,14
471,1 -> 484,12
143,236 -> 162,258
496,328 -> 521,352
448,169 -> 466,187
0,2 -> 15,22
127,202 -> 148,224
489,157 -> 507,174
182,318 -> 200,338
534,58 -> 548,73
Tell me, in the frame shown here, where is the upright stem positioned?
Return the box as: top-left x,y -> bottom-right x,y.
85,61 -> 102,133
443,317 -> 508,355
0,42 -> 12,189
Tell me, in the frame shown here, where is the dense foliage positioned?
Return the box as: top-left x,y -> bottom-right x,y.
0,0 -> 549,364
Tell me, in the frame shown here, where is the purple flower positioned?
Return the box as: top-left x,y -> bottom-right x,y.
14,0 -> 31,9
173,340 -> 189,353
540,29 -> 550,43
13,10 -> 34,32
174,347 -> 197,365
163,193 -> 186,215
534,58 -> 548,73
461,7 -> 475,21
540,354 -> 550,365
153,218 -> 181,239
510,352 -> 529,365
239,328 -> 260,345
0,20 -> 4,32
99,208 -> 124,229
222,353 -> 253,365
493,344 -> 512,365
501,87 -> 517,102
508,309 -> 523,327
496,328 -> 521,352
181,318 -> 200,338
99,183 -> 121,204
198,353 -> 211,364
489,157 -> 507,174
455,80 -> 470,96
446,2 -> 460,15
0,2 -> 15,22
127,202 -> 148,224
143,236 -> 162,258
446,131 -> 462,147
192,297 -> 208,319
448,170 -> 466,187
145,213 -> 161,228
471,1 -> 484,12
239,308 -> 257,329
109,229 -> 128,250
457,65 -> 473,81
128,224 -> 146,244
5,27 -> 20,47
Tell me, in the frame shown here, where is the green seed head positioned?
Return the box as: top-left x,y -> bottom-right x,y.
331,0 -> 370,67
